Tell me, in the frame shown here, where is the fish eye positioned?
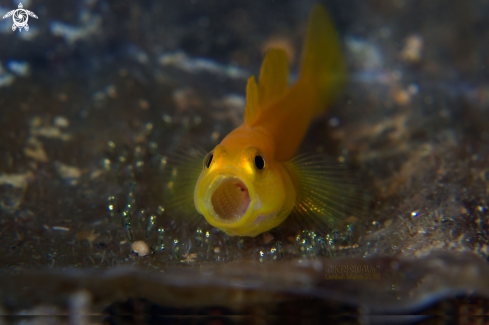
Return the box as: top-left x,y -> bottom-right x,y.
204,153 -> 213,169
254,155 -> 265,170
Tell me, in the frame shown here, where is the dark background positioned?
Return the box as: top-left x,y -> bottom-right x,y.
0,0 -> 489,323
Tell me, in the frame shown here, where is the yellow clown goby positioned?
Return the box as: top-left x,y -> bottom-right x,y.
191,4 -> 350,237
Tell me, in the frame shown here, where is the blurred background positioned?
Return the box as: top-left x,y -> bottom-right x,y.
1,0 -> 489,323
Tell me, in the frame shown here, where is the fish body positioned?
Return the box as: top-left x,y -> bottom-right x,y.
191,4 -> 351,237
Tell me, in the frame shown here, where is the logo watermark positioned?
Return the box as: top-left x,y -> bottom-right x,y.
2,3 -> 38,32
325,264 -> 381,280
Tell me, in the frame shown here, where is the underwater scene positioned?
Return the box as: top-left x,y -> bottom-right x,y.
0,0 -> 489,323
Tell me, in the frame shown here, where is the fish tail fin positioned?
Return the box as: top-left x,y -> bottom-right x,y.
298,4 -> 346,117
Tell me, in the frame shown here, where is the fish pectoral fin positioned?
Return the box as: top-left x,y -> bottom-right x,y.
162,147 -> 206,223
258,48 -> 289,109
244,76 -> 260,126
287,154 -> 365,233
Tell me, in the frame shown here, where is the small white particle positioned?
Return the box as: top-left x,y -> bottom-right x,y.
329,117 -> 340,127
54,116 -> 70,128
132,240 -> 150,257
52,226 -> 70,232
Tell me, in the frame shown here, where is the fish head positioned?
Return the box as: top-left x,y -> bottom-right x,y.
194,144 -> 295,237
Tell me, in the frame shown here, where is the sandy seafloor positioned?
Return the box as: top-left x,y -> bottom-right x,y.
0,0 -> 489,323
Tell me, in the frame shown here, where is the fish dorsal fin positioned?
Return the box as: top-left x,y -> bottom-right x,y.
244,50 -> 289,127
254,4 -> 345,161
258,49 -> 289,109
244,76 -> 260,126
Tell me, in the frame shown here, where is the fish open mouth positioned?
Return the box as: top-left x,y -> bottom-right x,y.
210,177 -> 251,223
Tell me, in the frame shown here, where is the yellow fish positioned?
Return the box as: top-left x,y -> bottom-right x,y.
167,5 -> 358,237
